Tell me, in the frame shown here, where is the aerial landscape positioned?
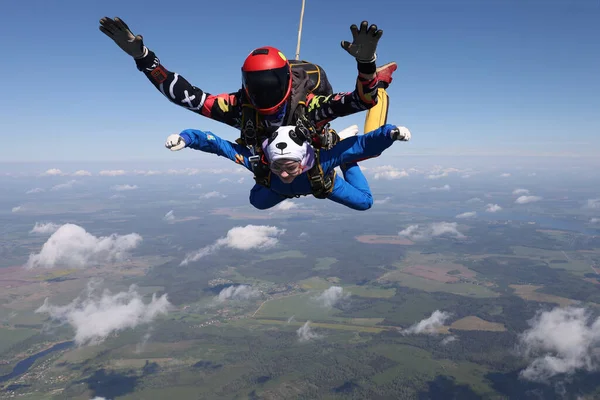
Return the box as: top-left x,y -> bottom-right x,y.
1,158 -> 600,399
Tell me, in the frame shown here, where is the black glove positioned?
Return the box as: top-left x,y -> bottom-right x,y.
99,17 -> 147,59
340,21 -> 383,64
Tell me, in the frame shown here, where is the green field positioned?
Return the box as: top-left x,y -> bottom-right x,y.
0,326 -> 39,354
254,293 -> 335,321
254,318 -> 386,333
298,277 -> 396,298
383,272 -> 499,298
258,250 -> 306,261
314,257 -> 338,271
370,344 -> 496,397
511,245 -> 595,275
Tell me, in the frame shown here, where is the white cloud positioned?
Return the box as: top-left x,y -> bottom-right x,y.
237,177 -> 245,184
42,168 -> 64,176
519,307 -> 600,382
486,203 -> 502,213
134,169 -> 162,176
218,178 -> 232,183
500,173 -> 511,177
584,199 -> 600,209
590,218 -> 600,224
11,206 -> 22,213
36,281 -> 171,346
456,211 -> 476,219
374,196 -> 391,205
427,172 -> 448,180
163,210 -> 175,222
424,166 -> 460,180
430,184 -> 451,191
370,165 -> 409,180
402,310 -> 451,335
73,170 -> 92,177
216,285 -> 260,303
297,321 -> 322,342
51,180 -> 77,191
516,195 -> 542,204
207,167 -> 247,175
181,225 -> 286,265
25,224 -> 142,269
166,168 -> 200,176
467,197 -> 483,203
513,188 -> 530,195
30,222 -> 61,234
99,170 -> 126,176
398,222 -> 465,241
199,191 -> 226,199
441,335 -> 458,345
315,286 -> 350,308
112,184 -> 138,191
273,200 -> 299,211
26,188 -> 45,194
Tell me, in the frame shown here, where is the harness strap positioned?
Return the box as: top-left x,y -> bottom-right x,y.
306,149 -> 336,199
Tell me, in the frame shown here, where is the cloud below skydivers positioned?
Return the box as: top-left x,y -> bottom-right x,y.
401,310 -> 452,335
25,223 -> 142,269
163,210 -> 176,222
297,321 -> 322,342
398,222 -> 465,241
369,165 -> 409,180
180,224 -> 286,265
36,280 -> 171,346
216,285 -> 260,303
486,203 -> 502,213
30,222 -> 61,234
315,286 -> 350,308
111,184 -> 139,191
519,306 -> 600,383
515,195 -> 542,204
456,211 -> 476,219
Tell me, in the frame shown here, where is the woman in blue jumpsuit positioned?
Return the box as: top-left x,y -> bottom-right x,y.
164,124 -> 411,211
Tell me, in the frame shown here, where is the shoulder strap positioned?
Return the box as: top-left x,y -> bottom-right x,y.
250,153 -> 272,188
306,149 -> 336,199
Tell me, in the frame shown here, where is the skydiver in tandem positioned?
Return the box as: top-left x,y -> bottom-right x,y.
163,123 -> 411,211
98,16 -> 397,152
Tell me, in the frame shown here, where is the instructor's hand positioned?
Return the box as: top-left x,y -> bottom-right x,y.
340,21 -> 383,63
99,17 -> 147,59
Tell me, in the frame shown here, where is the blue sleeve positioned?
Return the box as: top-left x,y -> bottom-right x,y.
181,129 -> 254,172
319,124 -> 396,173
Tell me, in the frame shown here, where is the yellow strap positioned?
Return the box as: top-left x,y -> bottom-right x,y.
364,87 -> 389,133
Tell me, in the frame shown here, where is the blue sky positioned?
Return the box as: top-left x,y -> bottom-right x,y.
0,0 -> 598,162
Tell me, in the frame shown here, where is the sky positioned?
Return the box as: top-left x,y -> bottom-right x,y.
0,0 -> 599,163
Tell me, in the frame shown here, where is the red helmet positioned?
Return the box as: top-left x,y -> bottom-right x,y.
242,46 -> 292,115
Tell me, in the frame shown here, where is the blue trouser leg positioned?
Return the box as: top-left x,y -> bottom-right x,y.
249,185 -> 288,210
327,163 -> 373,211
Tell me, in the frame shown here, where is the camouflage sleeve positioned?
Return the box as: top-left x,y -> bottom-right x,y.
134,49 -> 243,129
305,74 -> 379,129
